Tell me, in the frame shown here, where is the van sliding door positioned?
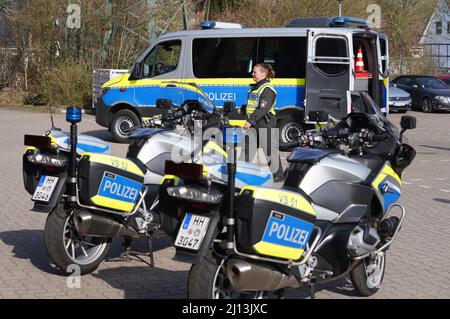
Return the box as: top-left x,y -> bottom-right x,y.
305,31 -> 351,121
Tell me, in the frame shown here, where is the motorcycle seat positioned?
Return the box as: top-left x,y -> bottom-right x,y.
287,147 -> 336,164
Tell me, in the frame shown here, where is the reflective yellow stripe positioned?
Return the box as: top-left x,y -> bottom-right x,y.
106,76 -> 306,88
228,119 -> 247,127
253,242 -> 304,260
91,195 -> 135,212
83,153 -> 144,177
161,175 -> 180,185
24,146 -> 37,154
203,141 -> 227,157
241,187 -> 316,216
372,163 -> 402,189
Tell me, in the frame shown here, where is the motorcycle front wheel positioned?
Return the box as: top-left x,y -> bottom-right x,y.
188,250 -> 274,299
350,252 -> 386,297
44,204 -> 111,275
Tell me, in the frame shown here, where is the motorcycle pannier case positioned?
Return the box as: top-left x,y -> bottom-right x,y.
236,187 -> 317,261
77,153 -> 144,213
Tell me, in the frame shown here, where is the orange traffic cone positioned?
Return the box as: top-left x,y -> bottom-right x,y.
355,47 -> 365,72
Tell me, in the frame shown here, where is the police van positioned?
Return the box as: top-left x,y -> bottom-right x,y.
95,17 -> 390,143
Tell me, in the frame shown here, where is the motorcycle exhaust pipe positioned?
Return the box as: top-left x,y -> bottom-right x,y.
73,210 -> 140,239
225,259 -> 300,292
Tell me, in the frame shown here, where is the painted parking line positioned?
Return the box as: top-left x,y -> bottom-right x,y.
441,189 -> 450,193
435,178 -> 448,181
418,185 -> 432,189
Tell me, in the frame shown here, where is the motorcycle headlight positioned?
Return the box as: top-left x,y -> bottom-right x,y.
435,96 -> 450,104
27,154 -> 67,167
167,186 -> 223,204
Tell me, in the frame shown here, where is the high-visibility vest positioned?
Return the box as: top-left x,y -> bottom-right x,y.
246,82 -> 276,116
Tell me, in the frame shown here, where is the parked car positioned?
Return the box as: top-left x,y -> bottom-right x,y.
392,75 -> 450,113
388,82 -> 411,113
435,75 -> 450,87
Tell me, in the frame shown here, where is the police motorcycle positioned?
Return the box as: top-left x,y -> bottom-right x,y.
158,94 -> 417,298
22,87 -> 274,275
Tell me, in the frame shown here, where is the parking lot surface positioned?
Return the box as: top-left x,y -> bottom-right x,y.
0,107 -> 449,299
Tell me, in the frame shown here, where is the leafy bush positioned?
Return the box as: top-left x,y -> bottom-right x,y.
41,61 -> 92,109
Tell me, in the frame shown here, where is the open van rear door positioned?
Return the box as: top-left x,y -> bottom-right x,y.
305,30 -> 352,121
377,33 -> 390,114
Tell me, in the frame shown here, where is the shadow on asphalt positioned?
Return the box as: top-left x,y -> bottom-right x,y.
418,145 -> 450,152
433,198 -> 450,205
92,266 -> 188,299
0,229 -> 61,275
285,275 -> 360,299
0,229 -> 173,277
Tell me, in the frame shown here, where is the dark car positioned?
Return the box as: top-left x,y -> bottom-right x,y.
436,75 -> 450,87
392,75 -> 450,113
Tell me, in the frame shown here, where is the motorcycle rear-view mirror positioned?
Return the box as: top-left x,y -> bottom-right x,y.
223,101 -> 236,115
129,62 -> 142,80
309,111 -> 328,123
400,116 -> 417,130
156,99 -> 173,110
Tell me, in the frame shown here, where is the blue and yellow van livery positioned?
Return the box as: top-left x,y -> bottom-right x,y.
96,18 -> 389,143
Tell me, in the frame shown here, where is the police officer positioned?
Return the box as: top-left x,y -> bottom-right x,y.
242,63 -> 284,182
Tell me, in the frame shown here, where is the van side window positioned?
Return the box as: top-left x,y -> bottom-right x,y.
143,40 -> 181,78
314,37 -> 349,75
193,38 -> 257,78
258,37 -> 307,78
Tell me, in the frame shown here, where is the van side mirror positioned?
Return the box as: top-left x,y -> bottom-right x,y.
223,101 -> 236,115
130,62 -> 142,80
156,99 -> 173,109
309,111 -> 328,123
401,115 -> 416,130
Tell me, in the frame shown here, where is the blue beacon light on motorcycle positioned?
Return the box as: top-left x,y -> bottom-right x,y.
66,107 -> 82,124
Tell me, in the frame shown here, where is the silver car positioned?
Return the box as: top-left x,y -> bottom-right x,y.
389,82 -> 412,113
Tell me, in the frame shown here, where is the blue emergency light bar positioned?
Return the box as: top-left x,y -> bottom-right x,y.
330,17 -> 369,28
200,21 -> 244,30
66,107 -> 82,124
288,16 -> 369,29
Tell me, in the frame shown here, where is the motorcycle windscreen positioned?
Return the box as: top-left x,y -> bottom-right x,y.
305,32 -> 351,121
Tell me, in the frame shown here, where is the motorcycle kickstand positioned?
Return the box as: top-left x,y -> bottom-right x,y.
106,236 -> 155,268
308,281 -> 317,300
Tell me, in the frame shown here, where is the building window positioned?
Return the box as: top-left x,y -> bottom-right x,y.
436,21 -> 442,35
447,22 -> 450,34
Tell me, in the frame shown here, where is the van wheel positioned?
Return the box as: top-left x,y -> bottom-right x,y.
110,109 -> 140,143
279,116 -> 304,146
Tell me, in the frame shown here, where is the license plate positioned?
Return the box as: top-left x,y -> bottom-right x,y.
394,102 -> 407,107
32,176 -> 59,202
175,214 -> 211,251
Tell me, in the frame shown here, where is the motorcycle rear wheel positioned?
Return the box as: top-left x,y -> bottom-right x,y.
44,204 -> 111,275
350,252 -> 386,297
187,250 -> 279,299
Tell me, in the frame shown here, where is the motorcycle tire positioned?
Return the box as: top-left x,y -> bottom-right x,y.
187,250 -> 274,299
350,253 -> 386,297
44,204 -> 111,275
